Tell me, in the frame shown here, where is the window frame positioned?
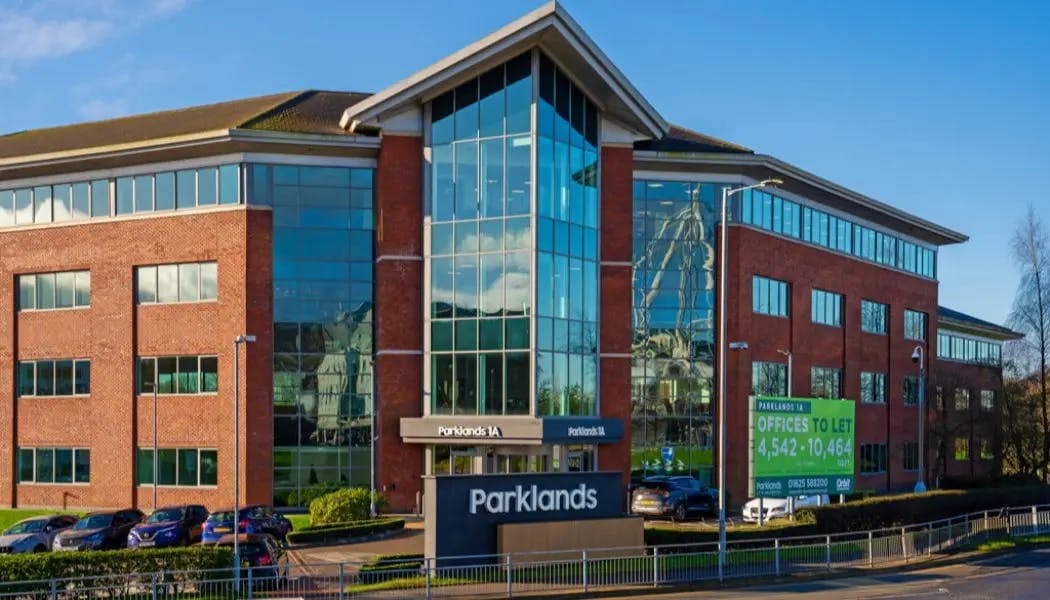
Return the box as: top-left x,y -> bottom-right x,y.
811,288 -> 843,327
17,359 -> 91,398
752,275 -> 790,318
17,271 -> 91,311
17,447 -> 90,484
136,262 -> 218,305
137,356 -> 218,395
859,443 -> 888,474
135,447 -> 219,487
860,299 -> 887,334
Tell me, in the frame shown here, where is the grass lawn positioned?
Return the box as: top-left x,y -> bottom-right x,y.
0,509 -> 83,532
286,514 -> 311,531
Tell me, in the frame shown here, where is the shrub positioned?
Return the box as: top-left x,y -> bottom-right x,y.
309,488 -> 386,525
285,482 -> 341,507
797,486 -> 1050,533
286,518 -> 404,545
357,553 -> 424,584
0,546 -> 232,584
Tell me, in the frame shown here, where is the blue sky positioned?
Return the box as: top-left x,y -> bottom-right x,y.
2,0 -> 1047,326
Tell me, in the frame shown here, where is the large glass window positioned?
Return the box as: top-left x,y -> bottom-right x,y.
752,276 -> 789,317
1,167 -> 238,227
249,163 -> 374,507
738,189 -> 937,279
810,367 -> 841,399
903,376 -> 920,406
937,330 -> 1002,366
860,443 -> 887,473
752,362 -> 787,396
860,372 -> 886,404
631,180 -> 719,483
136,262 -> 217,304
902,441 -> 919,471
18,271 -> 90,310
136,356 -> 217,394
811,289 -> 842,326
17,448 -> 90,483
18,360 -> 90,397
861,300 -> 886,334
904,309 -> 927,341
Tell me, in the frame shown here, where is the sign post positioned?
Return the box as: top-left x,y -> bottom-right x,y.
749,396 -> 855,498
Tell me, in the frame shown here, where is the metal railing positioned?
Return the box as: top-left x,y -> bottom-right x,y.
3,504 -> 1049,600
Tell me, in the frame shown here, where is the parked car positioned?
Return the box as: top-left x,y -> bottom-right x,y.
0,515 -> 77,554
630,476 -> 717,521
53,509 -> 144,551
128,505 -> 209,549
202,506 -> 292,545
215,534 -> 289,582
742,494 -> 831,523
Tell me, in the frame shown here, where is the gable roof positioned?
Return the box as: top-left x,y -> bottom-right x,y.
340,1 -> 668,140
0,90 -> 371,165
938,305 -> 1023,341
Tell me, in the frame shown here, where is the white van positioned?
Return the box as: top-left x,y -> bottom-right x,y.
742,494 -> 830,523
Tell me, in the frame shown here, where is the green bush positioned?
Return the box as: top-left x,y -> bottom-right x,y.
0,546 -> 232,584
286,518 -> 404,545
357,553 -> 424,584
285,482 -> 341,507
797,486 -> 1050,533
309,488 -> 386,525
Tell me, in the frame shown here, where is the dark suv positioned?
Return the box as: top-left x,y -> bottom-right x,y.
630,476 -> 717,521
128,505 -> 209,549
53,509 -> 145,551
202,506 -> 292,544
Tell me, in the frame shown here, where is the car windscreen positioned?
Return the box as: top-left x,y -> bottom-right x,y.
4,519 -> 46,535
147,509 -> 185,523
73,515 -> 114,530
635,481 -> 671,493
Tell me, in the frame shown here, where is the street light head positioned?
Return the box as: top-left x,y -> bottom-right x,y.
235,335 -> 257,344
761,178 -> 784,187
911,347 -> 921,364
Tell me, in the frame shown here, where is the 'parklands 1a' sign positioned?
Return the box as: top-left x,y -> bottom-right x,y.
749,396 -> 855,497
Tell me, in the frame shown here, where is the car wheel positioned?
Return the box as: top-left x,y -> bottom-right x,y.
180,533 -> 190,547
34,545 -> 47,553
673,503 -> 687,522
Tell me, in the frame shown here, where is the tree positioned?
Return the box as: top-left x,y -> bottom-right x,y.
1007,206 -> 1050,481
999,352 -> 1043,479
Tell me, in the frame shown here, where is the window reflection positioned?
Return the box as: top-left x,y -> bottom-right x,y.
250,163 -> 375,506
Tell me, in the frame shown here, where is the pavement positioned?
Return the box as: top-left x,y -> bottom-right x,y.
629,548 -> 1050,599
288,528 -> 424,572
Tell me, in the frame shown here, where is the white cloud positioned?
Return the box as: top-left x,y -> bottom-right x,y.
0,0 -> 188,84
0,14 -> 111,62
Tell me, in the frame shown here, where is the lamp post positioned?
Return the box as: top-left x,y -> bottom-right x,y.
717,178 -> 782,580
777,348 -> 793,520
232,334 -> 256,591
151,371 -> 158,512
776,349 -> 793,398
912,345 -> 927,493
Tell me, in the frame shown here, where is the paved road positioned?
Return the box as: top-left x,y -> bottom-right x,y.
633,548 -> 1050,599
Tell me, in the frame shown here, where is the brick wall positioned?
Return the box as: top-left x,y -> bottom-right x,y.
0,207 -> 272,510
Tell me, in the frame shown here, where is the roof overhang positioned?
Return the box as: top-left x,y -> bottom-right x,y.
633,150 -> 969,247
340,1 -> 668,140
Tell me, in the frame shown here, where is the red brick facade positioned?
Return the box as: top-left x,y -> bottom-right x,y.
720,224 -> 939,505
598,145 -> 634,489
929,361 -> 1003,484
0,207 -> 273,510
373,133 -> 425,512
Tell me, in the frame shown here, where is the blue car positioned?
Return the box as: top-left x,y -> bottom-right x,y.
128,505 -> 209,549
201,505 -> 292,545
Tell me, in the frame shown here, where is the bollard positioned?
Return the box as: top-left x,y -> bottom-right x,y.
425,558 -> 432,600
582,550 -> 589,593
506,554 -> 513,599
1007,510 -> 1013,538
927,524 -> 933,556
868,531 -> 874,568
774,539 -> 781,576
652,546 -> 659,587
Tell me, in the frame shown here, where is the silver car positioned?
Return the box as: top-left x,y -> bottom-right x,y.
0,515 -> 78,554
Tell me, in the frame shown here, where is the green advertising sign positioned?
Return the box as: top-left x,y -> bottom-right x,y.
749,396 -> 855,497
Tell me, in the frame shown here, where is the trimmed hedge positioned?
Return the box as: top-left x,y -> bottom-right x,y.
644,522 -> 817,546
309,488 -> 387,525
357,553 -> 424,584
0,546 -> 232,583
797,486 -> 1050,533
285,482 -> 341,507
286,518 -> 405,545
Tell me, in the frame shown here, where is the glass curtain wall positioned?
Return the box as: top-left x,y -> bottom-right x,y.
248,164 -> 375,506
426,50 -> 600,418
631,180 -> 722,483
535,53 -> 599,417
